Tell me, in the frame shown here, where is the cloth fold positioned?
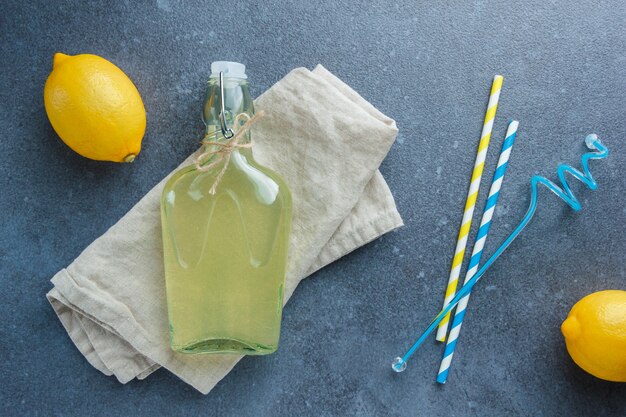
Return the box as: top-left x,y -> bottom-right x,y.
47,64 -> 403,394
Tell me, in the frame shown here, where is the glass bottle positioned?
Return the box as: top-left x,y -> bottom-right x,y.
161,62 -> 292,355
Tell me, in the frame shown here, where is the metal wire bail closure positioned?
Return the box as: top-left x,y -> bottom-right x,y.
219,71 -> 235,139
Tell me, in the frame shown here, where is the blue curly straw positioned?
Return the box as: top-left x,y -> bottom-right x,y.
392,134 -> 610,373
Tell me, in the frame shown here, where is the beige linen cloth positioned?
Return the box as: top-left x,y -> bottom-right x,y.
47,65 -> 403,394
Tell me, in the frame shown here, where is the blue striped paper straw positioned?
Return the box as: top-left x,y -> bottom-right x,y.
436,120 -> 519,384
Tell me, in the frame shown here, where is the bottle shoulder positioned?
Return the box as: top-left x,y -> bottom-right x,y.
162,151 -> 292,208
246,158 -> 292,204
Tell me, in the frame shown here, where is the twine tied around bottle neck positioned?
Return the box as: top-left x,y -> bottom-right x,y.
195,110 -> 265,195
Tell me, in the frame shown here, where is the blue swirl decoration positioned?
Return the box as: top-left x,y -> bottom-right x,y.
393,134 -> 610,372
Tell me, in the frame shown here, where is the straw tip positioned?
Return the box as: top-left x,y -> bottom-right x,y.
585,134 -> 599,149
494,74 -> 504,80
392,357 -> 407,373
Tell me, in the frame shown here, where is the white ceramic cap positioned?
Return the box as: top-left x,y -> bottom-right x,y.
209,61 -> 247,79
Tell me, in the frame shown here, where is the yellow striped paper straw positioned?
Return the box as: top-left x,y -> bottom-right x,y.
435,75 -> 504,342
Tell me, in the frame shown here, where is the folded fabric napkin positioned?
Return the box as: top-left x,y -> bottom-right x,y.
47,65 -> 403,394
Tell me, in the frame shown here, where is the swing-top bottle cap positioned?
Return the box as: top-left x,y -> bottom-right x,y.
210,61 -> 247,79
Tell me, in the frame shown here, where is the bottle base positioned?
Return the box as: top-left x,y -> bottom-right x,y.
171,338 -> 278,355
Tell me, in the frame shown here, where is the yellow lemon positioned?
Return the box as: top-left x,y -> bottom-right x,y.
561,290 -> 626,382
44,53 -> 146,162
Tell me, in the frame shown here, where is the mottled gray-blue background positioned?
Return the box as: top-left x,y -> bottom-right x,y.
1,1 -> 625,416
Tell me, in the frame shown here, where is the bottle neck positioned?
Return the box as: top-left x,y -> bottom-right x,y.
203,77 -> 254,143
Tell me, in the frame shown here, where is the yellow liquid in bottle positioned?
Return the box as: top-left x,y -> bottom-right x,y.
161,148 -> 292,354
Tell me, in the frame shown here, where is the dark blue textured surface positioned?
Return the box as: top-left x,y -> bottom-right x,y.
1,1 -> 625,416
